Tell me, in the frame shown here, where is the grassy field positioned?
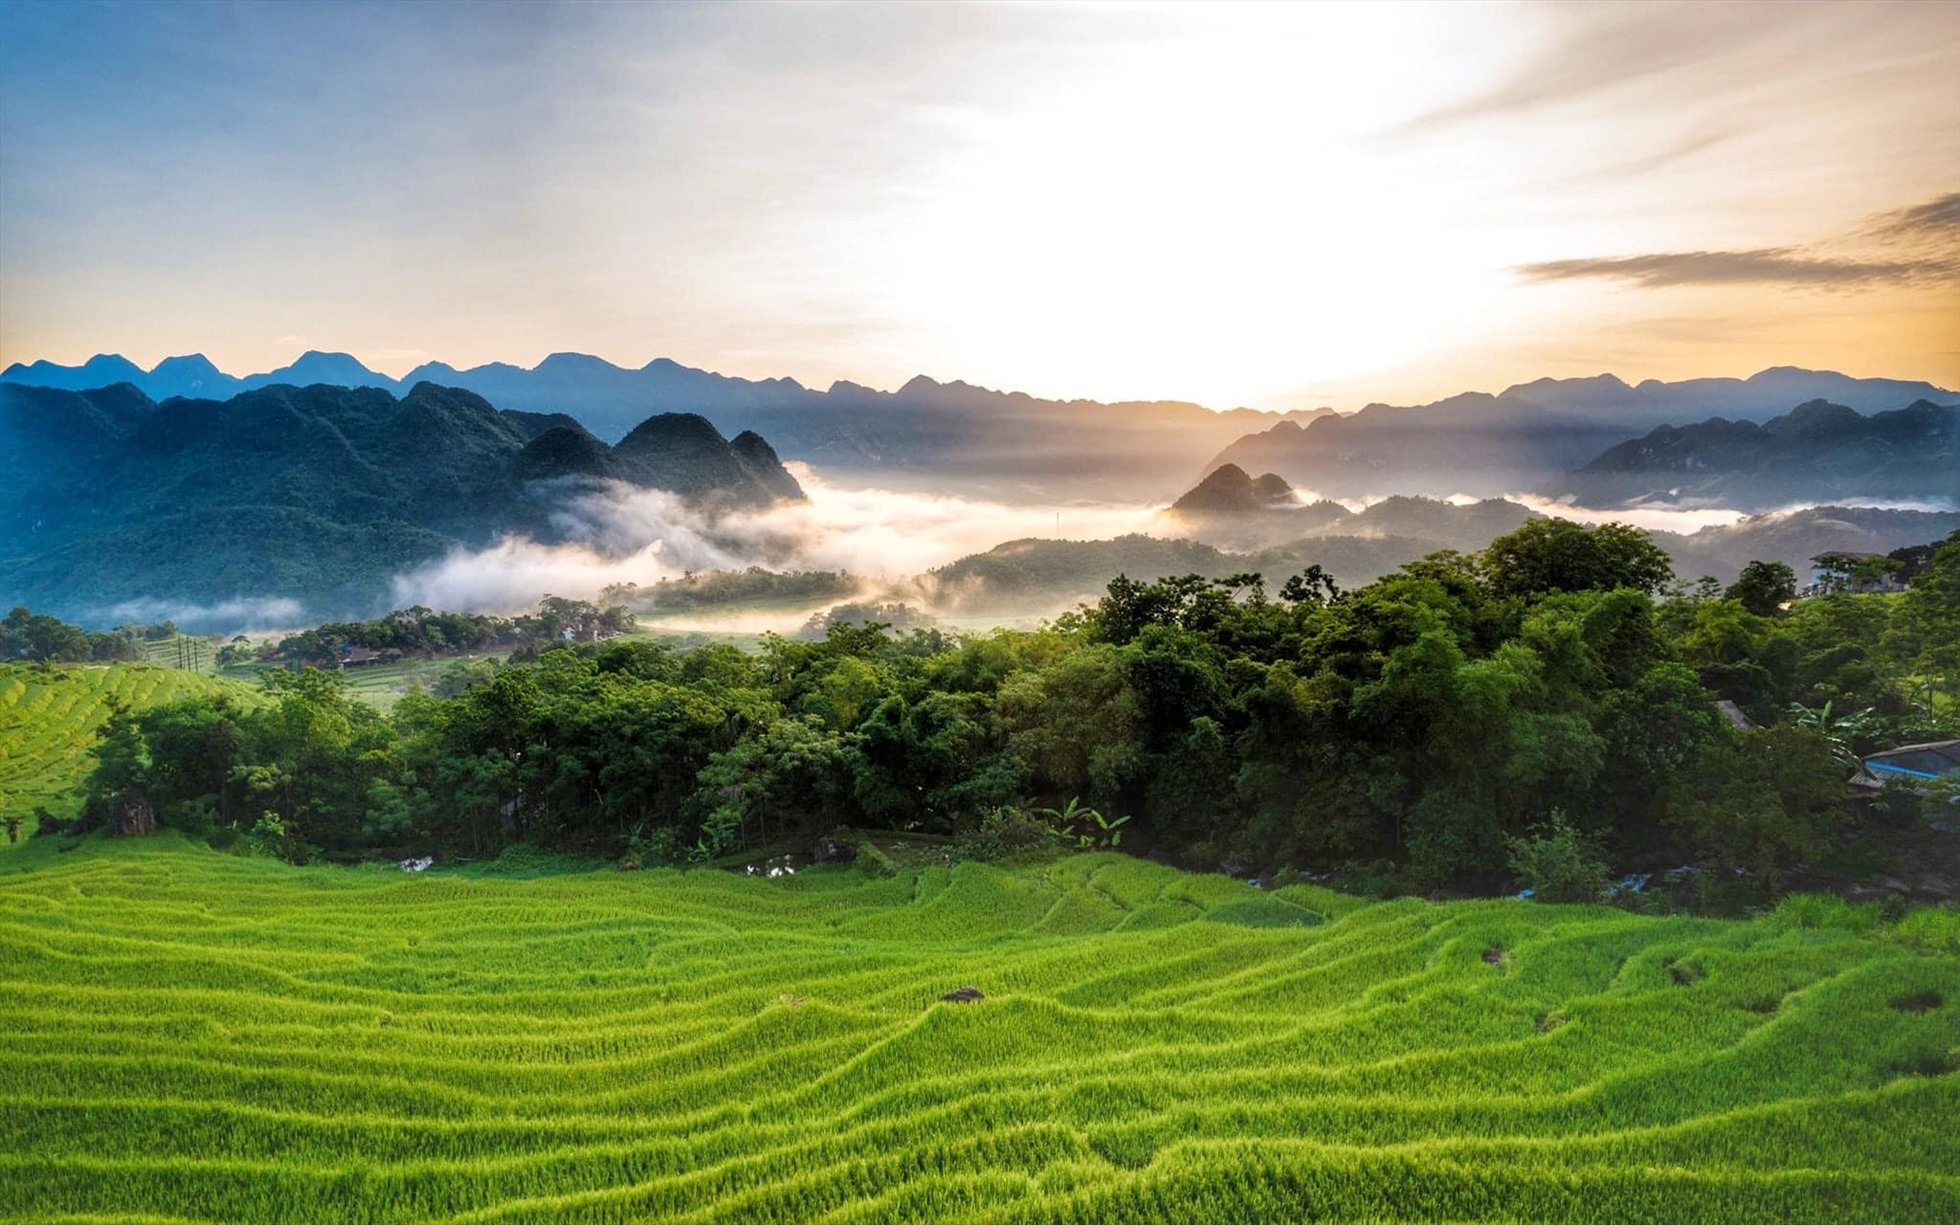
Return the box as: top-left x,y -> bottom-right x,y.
0,837 -> 1954,1222
0,663 -> 255,840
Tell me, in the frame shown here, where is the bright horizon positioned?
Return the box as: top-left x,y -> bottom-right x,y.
3,1 -> 1958,412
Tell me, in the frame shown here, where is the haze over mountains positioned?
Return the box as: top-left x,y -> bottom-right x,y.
1561,399 -> 1957,511
1,350 -> 1325,502
4,349 -> 1957,630
13,352 -> 1951,505
1202,369 -> 1958,502
0,380 -> 803,621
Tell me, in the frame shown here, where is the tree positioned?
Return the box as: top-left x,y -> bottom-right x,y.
1666,725 -> 1847,889
1479,519 -> 1674,601
1279,565 -> 1341,605
1725,561 -> 1796,617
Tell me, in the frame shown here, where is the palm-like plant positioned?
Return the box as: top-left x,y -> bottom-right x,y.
1789,700 -> 1873,770
1035,797 -> 1131,849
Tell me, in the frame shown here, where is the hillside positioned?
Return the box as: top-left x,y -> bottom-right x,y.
0,382 -> 803,623
1200,369 -> 1957,502
0,662 -> 258,839
1670,506 -> 1960,583
12,357 -> 1954,505
921,532 -> 1475,616
1563,399 -> 1959,510
1,837 -> 1954,1221
3,351 -> 1331,502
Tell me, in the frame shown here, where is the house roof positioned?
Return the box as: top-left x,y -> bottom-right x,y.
1861,740 -> 1960,781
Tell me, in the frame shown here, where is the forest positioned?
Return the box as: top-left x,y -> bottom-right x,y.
52,519 -> 1960,903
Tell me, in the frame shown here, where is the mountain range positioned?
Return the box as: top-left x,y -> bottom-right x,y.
0,350 -> 1327,502
1560,399 -> 1958,511
1146,465 -> 1960,597
1200,369 -> 1957,502
0,380 -> 802,622
14,353 -> 1950,504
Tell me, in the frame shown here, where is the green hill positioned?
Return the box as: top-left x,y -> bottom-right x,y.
0,837 -> 1953,1221
0,662 -> 257,840
0,381 -> 806,624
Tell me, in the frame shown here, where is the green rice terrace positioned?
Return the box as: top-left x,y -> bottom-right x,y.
2,836 -> 1956,1223
0,663 -> 255,839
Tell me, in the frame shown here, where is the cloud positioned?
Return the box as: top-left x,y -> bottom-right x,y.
1520,189 -> 1960,291
387,467 -> 1159,616
95,596 -> 306,633
1517,249 -> 1954,288
1398,4 -> 1793,133
1869,191 -> 1960,241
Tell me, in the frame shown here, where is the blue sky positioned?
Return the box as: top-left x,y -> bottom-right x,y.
3,0 -> 1957,408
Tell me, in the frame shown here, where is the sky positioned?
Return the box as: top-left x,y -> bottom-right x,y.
2,0 -> 1957,411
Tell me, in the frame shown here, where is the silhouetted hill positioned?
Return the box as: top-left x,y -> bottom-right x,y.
11,355 -> 1953,504
1563,399 -> 1958,510
1203,369 -> 1957,501
1168,464 -> 1299,516
146,354 -> 241,400
1161,467 -> 1542,551
0,381 -> 803,622
240,350 -> 404,394
1665,506 -> 1960,585
4,351 -> 1330,501
0,353 -> 147,391
919,532 -> 1482,618
514,426 -> 624,483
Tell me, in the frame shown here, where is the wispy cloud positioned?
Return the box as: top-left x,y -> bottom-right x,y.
1520,189 -> 1960,290
1869,191 -> 1960,241
1518,249 -> 1954,288
1401,5 -> 1778,132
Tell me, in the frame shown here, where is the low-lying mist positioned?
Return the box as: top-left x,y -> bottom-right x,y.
349,467 -> 1960,636
388,466 -> 1158,617
98,596 -> 307,635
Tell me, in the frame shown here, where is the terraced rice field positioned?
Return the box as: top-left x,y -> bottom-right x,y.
0,663 -> 254,839
1,837 -> 1956,1223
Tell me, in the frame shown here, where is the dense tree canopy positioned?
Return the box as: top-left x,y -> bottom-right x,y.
63,525 -> 1960,899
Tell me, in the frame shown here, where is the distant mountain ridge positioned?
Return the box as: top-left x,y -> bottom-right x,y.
1202,368 -> 1958,503
926,501 -> 1960,620
8,353 -> 1954,504
1,350 -> 1331,502
1562,399 -> 1958,510
0,380 -> 803,622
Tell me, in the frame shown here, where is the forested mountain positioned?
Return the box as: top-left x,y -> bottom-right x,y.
0,381 -> 803,622
3,351 -> 1329,501
1201,369 -> 1957,501
1562,399 -> 1958,510
27,357 -> 1950,506
918,504 -> 1960,620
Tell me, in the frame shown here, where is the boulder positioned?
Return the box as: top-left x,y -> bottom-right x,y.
813,836 -> 859,865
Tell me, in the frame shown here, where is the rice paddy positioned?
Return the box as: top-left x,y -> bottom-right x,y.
1,836 -> 1955,1222
0,663 -> 254,839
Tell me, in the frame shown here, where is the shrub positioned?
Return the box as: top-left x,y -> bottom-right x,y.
953,806 -> 1062,862
1505,810 -> 1609,903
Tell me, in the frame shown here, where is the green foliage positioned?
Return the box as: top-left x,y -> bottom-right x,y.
951,806 -> 1063,862
1478,518 -> 1675,601
1035,797 -> 1130,850
1,606 -> 142,664
1505,810 -> 1610,903
49,519 -> 1942,903
1726,560 -> 1798,616
0,662 -> 256,841
1667,725 -> 1849,888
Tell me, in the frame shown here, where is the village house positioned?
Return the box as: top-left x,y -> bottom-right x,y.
1807,552 -> 1906,595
